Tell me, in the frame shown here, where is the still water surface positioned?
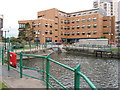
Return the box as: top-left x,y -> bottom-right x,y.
23,52 -> 119,88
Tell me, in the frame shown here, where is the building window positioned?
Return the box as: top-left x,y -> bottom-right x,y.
87,31 -> 91,35
87,25 -> 91,28
61,32 -> 63,35
55,29 -> 58,31
103,19 -> 110,21
55,36 -> 58,38
67,33 -> 70,36
82,32 -> 85,35
103,32 -> 109,34
50,31 -> 52,34
45,30 -> 48,34
64,33 -> 67,36
50,24 -> 52,28
72,32 -> 75,35
61,20 -> 63,23
82,19 -> 86,22
72,26 -> 75,29
61,26 -> 63,29
103,26 -> 110,28
77,32 -> 80,35
67,26 -> 70,30
93,31 -> 97,34
64,26 -> 67,30
72,20 -> 75,23
55,40 -> 58,42
93,24 -> 97,28
19,23 -> 25,29
55,16 -> 58,18
64,20 -> 67,24
46,37 -> 52,42
93,17 -> 97,21
55,23 -> 58,25
76,25 -> 80,29
67,20 -> 70,24
45,23 -> 48,27
76,19 -> 80,23
87,18 -> 91,22
82,25 -> 85,29
38,30 -> 40,34
38,23 -> 40,27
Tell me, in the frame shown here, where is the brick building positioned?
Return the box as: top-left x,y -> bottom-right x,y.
18,8 -> 115,44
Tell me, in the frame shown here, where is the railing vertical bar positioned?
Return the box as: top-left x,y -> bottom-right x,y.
2,47 -> 4,65
42,58 -> 44,80
74,64 -> 80,90
20,52 -> 23,78
7,50 -> 10,71
46,55 -> 50,89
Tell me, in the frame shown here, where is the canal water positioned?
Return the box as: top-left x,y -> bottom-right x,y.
23,52 -> 119,88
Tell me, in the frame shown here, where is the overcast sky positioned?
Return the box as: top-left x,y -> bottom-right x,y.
0,0 -> 94,37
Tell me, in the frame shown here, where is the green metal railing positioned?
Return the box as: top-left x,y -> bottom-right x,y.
1,46 -> 97,90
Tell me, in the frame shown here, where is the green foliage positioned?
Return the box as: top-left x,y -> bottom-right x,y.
101,36 -> 107,39
18,23 -> 35,42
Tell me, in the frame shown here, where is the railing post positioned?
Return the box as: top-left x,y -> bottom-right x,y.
20,52 -> 23,78
46,54 -> 51,89
74,64 -> 80,90
42,59 -> 44,80
7,50 -> 10,71
2,47 -> 4,65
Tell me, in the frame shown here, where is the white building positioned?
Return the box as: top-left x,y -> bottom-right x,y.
93,0 -> 120,44
93,0 -> 119,21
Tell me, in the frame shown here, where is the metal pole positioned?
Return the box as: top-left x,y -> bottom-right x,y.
20,52 -> 23,78
7,50 -> 10,71
2,47 -> 4,65
74,64 -> 80,89
46,54 -> 51,89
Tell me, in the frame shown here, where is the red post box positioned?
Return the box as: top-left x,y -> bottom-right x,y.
10,52 -> 17,67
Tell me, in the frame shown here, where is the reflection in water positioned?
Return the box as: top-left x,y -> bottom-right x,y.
23,52 -> 119,88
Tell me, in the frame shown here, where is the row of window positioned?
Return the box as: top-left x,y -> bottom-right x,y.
61,24 -> 97,30
61,18 -> 97,24
61,31 -> 97,36
58,10 -> 98,18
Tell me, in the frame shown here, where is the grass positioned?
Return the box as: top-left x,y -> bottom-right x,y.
110,48 -> 120,50
0,81 -> 8,88
14,47 -> 35,50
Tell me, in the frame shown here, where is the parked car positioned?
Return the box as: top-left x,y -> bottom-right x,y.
54,42 -> 62,45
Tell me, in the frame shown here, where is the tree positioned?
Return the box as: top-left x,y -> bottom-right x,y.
18,23 -> 35,46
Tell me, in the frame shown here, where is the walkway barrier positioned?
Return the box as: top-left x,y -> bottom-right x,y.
1,46 -> 97,90
65,44 -> 117,50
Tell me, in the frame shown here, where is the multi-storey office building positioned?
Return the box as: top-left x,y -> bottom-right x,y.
0,15 -> 3,40
18,8 -> 115,44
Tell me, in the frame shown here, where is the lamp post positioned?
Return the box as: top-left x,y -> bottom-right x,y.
3,30 -> 9,50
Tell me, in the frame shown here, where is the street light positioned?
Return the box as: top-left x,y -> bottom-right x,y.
3,30 -> 9,50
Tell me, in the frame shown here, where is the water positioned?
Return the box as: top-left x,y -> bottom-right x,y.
22,52 -> 119,88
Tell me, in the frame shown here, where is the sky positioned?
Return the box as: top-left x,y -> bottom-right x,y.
0,0 -> 94,38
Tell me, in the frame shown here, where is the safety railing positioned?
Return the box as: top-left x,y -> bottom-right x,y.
1,46 -> 97,90
65,44 -> 118,50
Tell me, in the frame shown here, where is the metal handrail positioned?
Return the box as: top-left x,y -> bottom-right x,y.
1,45 -> 97,90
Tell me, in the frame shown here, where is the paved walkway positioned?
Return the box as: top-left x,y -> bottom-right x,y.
0,63 -> 46,88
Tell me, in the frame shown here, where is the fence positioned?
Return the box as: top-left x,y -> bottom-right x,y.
0,38 -> 97,89
66,44 -> 118,50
